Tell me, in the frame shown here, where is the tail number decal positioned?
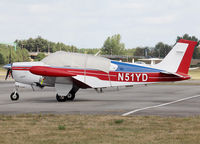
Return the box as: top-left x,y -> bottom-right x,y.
118,73 -> 148,82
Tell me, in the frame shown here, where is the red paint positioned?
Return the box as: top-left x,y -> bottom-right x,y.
177,39 -> 198,74
29,66 -> 76,77
109,72 -> 188,82
12,66 -> 188,83
12,67 -> 30,71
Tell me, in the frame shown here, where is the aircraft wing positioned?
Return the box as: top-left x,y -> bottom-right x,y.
29,66 -> 76,77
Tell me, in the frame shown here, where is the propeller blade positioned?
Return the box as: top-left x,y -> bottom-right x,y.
10,69 -> 13,78
10,63 -> 13,78
5,69 -> 10,80
4,63 -> 13,80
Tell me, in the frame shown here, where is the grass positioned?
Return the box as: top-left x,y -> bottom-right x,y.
58,124 -> 66,130
189,68 -> 200,80
114,119 -> 124,124
0,65 -> 6,70
0,114 -> 200,144
0,65 -> 8,80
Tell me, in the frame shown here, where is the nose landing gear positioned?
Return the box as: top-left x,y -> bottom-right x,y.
10,85 -> 19,101
10,92 -> 19,101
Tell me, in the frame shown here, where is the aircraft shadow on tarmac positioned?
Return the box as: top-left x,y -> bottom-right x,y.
10,97 -> 134,103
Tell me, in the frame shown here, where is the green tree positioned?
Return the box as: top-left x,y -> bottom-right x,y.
177,34 -> 200,59
124,48 -> 135,56
133,47 -> 151,58
15,36 -> 78,53
0,53 -> 4,64
101,34 -> 125,55
151,42 -> 172,58
0,44 -> 30,64
16,48 -> 30,62
134,47 -> 145,57
35,53 -> 46,61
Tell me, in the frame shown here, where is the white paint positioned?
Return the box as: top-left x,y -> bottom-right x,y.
154,43 -> 188,73
118,73 -> 124,81
73,75 -> 153,88
142,74 -> 148,81
131,73 -> 134,81
55,83 -> 72,96
125,73 -> 129,81
55,77 -> 72,96
110,81 -> 155,87
73,75 -> 111,88
122,94 -> 200,116
15,82 -> 32,88
13,62 -> 48,85
13,62 -> 46,67
13,70 -> 41,84
110,63 -> 118,71
135,73 -> 141,81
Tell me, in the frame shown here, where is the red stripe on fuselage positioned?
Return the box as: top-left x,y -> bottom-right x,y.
12,66 -> 188,82
12,67 -> 31,71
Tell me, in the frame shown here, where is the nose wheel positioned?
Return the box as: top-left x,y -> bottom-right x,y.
10,92 -> 19,101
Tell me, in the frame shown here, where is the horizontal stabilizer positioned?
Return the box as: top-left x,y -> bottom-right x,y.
160,71 -> 189,78
29,66 -> 76,77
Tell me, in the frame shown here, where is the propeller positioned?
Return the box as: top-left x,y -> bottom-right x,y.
4,45 -> 13,80
4,64 -> 13,80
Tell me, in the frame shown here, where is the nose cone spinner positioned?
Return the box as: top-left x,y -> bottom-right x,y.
3,64 -> 13,80
3,64 -> 12,69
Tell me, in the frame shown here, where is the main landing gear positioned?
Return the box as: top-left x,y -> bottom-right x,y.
56,86 -> 79,102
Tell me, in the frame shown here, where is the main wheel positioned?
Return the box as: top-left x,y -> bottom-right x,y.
56,94 -> 67,102
66,91 -> 75,101
10,92 -> 19,101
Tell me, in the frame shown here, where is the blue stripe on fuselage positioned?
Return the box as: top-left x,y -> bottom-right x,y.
111,61 -> 161,72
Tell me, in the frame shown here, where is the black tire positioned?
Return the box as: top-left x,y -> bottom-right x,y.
56,94 -> 67,102
66,91 -> 75,101
10,92 -> 19,101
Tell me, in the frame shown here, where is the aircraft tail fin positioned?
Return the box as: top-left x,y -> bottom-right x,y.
154,39 -> 198,75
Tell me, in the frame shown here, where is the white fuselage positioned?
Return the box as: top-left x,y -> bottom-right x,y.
12,62 -> 47,84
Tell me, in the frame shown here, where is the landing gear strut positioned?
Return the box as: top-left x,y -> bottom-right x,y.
66,90 -> 75,101
56,86 -> 79,102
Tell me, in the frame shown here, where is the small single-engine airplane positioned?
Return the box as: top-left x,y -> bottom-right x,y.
3,39 -> 198,102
